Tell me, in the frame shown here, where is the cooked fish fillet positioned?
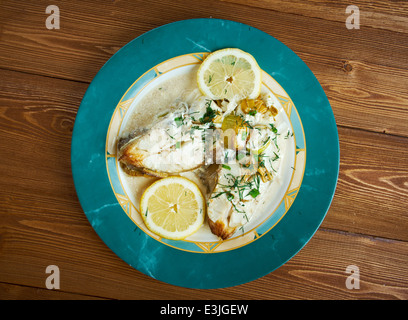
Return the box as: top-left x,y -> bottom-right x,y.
206,163 -> 267,240
118,106 -> 207,177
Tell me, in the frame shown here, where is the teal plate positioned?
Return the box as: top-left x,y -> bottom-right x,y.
71,18 -> 339,289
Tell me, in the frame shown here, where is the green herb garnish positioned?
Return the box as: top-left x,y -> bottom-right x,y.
165,129 -> 175,140
269,123 -> 278,134
199,101 -> 217,124
248,189 -> 260,198
174,116 -> 183,127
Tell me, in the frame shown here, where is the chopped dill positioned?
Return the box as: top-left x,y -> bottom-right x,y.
269,123 -> 278,134
174,116 -> 183,127
199,101 -> 217,124
284,130 -> 293,139
248,188 -> 260,198
272,135 -> 279,150
239,225 -> 245,234
243,212 -> 249,222
165,129 -> 175,140
238,114 -> 254,129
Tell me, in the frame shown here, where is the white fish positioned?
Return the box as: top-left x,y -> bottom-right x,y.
118,105 -> 205,177
206,163 -> 263,239
118,99 -> 223,177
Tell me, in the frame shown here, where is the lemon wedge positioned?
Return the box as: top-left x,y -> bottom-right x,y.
197,48 -> 262,100
140,176 -> 205,240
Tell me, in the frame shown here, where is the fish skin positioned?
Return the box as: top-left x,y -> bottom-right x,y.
208,219 -> 237,240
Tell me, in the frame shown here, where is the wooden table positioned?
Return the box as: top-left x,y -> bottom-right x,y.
1,0 -> 407,300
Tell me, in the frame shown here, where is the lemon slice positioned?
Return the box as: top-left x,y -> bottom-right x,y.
140,176 -> 205,240
197,48 -> 262,100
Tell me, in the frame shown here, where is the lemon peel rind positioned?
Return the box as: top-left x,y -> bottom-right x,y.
140,177 -> 205,240
197,48 -> 262,100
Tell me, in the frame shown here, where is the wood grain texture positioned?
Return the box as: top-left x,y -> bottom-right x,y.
222,0 -> 408,33
0,283 -> 105,300
297,53 -> 408,136
1,218 -> 407,299
323,126 -> 408,241
0,0 -> 407,300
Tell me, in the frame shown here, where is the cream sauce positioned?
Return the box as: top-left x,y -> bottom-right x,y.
121,66 -> 200,137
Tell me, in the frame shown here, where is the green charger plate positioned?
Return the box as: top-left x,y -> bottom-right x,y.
71,18 -> 339,289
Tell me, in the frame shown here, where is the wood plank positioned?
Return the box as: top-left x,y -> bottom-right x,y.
2,0 -> 408,78
322,126 -> 408,241
0,0 -> 154,82
1,217 -> 407,299
0,72 -> 86,227
222,0 -> 408,33
261,229 -> 408,300
295,52 -> 408,136
1,0 -> 407,136
0,282 -> 105,300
